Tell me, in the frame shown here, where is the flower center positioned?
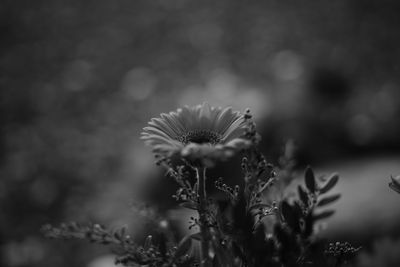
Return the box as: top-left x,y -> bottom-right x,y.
178,130 -> 222,145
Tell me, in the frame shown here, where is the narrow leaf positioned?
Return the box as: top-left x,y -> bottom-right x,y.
144,235 -> 152,250
250,203 -> 271,211
174,235 -> 192,258
317,194 -> 341,207
313,210 -> 335,221
179,201 -> 198,210
113,228 -> 122,239
193,182 -> 198,194
297,185 -> 309,206
303,213 -> 314,237
389,181 -> 400,194
281,201 -> 293,222
189,232 -> 202,241
281,201 -> 300,233
389,175 -> 400,194
305,166 -> 316,193
319,173 -> 339,194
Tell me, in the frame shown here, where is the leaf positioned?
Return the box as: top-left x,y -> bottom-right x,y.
317,194 -> 341,207
174,235 -> 192,258
293,201 -> 303,215
280,201 -> 292,221
212,240 -> 233,267
313,210 -> 335,221
113,226 -> 126,240
281,201 -> 300,233
297,185 -> 309,206
305,166 -> 316,193
319,173 -> 339,194
389,182 -> 400,194
144,235 -> 152,250
249,203 -> 271,211
193,182 -> 198,194
158,233 -> 167,256
180,201 -> 198,210
389,175 -> 400,194
274,224 -> 290,248
303,213 -> 314,238
189,232 -> 202,241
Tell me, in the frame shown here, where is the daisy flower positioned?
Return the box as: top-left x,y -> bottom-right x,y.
141,103 -> 253,167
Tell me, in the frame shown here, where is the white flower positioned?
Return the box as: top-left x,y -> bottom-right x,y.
141,103 -> 252,166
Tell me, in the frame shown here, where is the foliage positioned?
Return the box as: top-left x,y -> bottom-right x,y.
389,175 -> 400,194
42,108 -> 360,267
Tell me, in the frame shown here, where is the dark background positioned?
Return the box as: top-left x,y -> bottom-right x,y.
1,1 -> 400,266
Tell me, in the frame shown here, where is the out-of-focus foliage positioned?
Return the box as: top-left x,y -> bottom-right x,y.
356,237 -> 400,267
389,175 -> 400,194
2,0 -> 400,266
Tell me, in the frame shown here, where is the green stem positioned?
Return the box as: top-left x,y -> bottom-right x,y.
197,167 -> 207,202
196,167 -> 212,267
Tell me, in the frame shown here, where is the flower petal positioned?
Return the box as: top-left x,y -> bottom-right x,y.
221,116 -> 247,141
141,103 -> 253,165
149,118 -> 177,137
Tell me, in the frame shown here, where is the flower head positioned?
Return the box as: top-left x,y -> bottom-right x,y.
141,103 -> 252,167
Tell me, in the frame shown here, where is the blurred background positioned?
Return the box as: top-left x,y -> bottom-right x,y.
1,0 -> 400,266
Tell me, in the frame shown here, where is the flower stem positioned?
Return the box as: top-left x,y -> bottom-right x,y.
197,167 -> 207,201
196,167 -> 212,267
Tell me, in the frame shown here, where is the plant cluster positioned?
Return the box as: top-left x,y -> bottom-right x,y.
42,103 -> 361,267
